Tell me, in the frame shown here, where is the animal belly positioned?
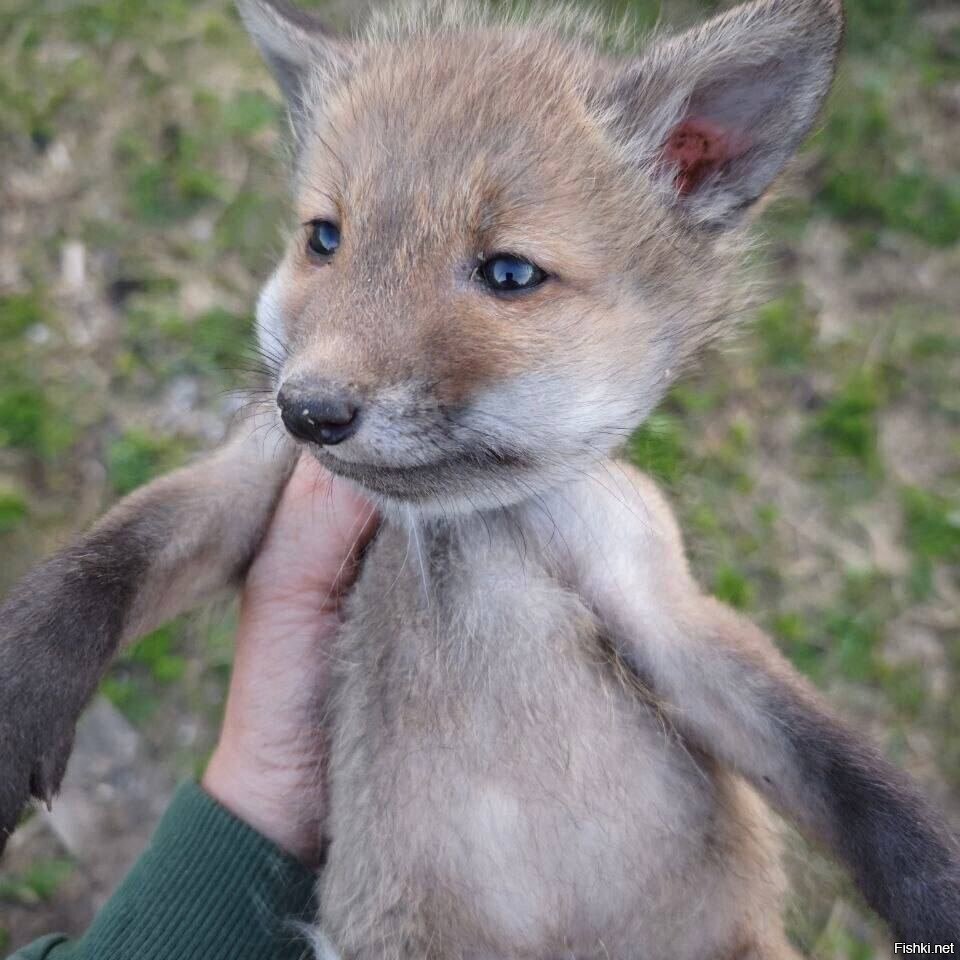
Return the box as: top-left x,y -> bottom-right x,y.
323,629 -> 722,956
411,703 -> 716,952
320,525 -> 757,957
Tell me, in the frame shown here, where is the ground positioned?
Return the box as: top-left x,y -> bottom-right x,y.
0,0 -> 958,955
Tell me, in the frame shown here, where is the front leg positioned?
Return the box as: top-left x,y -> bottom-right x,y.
0,413 -> 297,850
535,465 -> 960,944
654,598 -> 960,944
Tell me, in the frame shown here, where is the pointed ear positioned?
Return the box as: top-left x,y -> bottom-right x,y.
611,0 -> 844,229
236,0 -> 347,129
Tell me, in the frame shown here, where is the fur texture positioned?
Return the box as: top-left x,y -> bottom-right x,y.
1,1 -> 958,957
0,412 -> 296,841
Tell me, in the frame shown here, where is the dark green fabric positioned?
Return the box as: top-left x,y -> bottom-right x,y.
9,782 -> 318,960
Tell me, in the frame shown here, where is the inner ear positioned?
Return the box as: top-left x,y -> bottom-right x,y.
660,117 -> 751,197
615,0 -> 843,227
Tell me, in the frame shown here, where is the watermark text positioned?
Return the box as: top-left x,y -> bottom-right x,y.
894,945 -> 955,955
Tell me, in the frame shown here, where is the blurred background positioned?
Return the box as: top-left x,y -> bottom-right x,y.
0,0 -> 957,954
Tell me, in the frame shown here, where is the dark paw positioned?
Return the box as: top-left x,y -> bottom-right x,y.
0,719 -> 77,854
0,529 -> 142,854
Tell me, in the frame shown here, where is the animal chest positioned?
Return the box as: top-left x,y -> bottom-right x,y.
319,521 -> 740,957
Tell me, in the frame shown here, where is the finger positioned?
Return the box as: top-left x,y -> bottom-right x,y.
247,454 -> 380,600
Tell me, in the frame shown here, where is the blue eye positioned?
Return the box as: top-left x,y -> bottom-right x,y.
307,220 -> 341,258
478,254 -> 546,292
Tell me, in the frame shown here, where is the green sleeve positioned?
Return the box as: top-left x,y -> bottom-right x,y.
9,782 -> 319,960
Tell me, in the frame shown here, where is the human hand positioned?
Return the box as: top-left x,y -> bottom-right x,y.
202,454 -> 378,866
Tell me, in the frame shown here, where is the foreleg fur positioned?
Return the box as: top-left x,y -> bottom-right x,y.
0,414 -> 296,849
536,464 -> 960,945
674,599 -> 960,943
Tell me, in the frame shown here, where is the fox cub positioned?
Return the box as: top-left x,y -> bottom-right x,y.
1,0 -> 959,956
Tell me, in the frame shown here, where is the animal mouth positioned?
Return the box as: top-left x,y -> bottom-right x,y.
314,447 -> 529,501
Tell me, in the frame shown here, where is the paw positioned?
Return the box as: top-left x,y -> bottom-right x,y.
0,532 -> 138,853
0,702 -> 78,852
0,574 -> 112,852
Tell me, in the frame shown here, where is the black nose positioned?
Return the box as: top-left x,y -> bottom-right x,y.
277,382 -> 360,446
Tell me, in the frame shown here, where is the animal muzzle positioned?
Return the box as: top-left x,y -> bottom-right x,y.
277,379 -> 361,446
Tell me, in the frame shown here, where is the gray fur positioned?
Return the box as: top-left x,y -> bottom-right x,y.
1,1 -> 958,956
0,414 -> 296,846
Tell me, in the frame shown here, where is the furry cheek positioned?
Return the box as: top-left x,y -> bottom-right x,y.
255,269 -> 288,367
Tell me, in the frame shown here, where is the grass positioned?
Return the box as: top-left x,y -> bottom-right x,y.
627,412 -> 687,485
712,563 -> 755,610
0,860 -> 75,907
902,486 -> 960,600
754,287 -> 818,370
101,622 -> 190,724
811,370 -> 883,472
0,487 -> 28,535
107,430 -> 190,496
0,0 -> 958,955
813,30 -> 960,248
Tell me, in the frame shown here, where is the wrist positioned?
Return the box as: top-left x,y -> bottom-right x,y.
202,745 -> 324,867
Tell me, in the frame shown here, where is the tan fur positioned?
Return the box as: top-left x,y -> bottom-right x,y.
239,0 -> 956,955
3,0 -> 958,955
243,2 -> 844,955
118,412 -> 298,640
319,469 -> 799,958
252,1 -> 834,518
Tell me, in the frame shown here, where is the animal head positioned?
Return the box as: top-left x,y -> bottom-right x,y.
241,0 -> 843,514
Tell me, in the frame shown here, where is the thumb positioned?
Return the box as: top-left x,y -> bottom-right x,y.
245,454 -> 380,603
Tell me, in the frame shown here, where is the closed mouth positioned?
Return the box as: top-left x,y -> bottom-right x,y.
314,447 -> 528,499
